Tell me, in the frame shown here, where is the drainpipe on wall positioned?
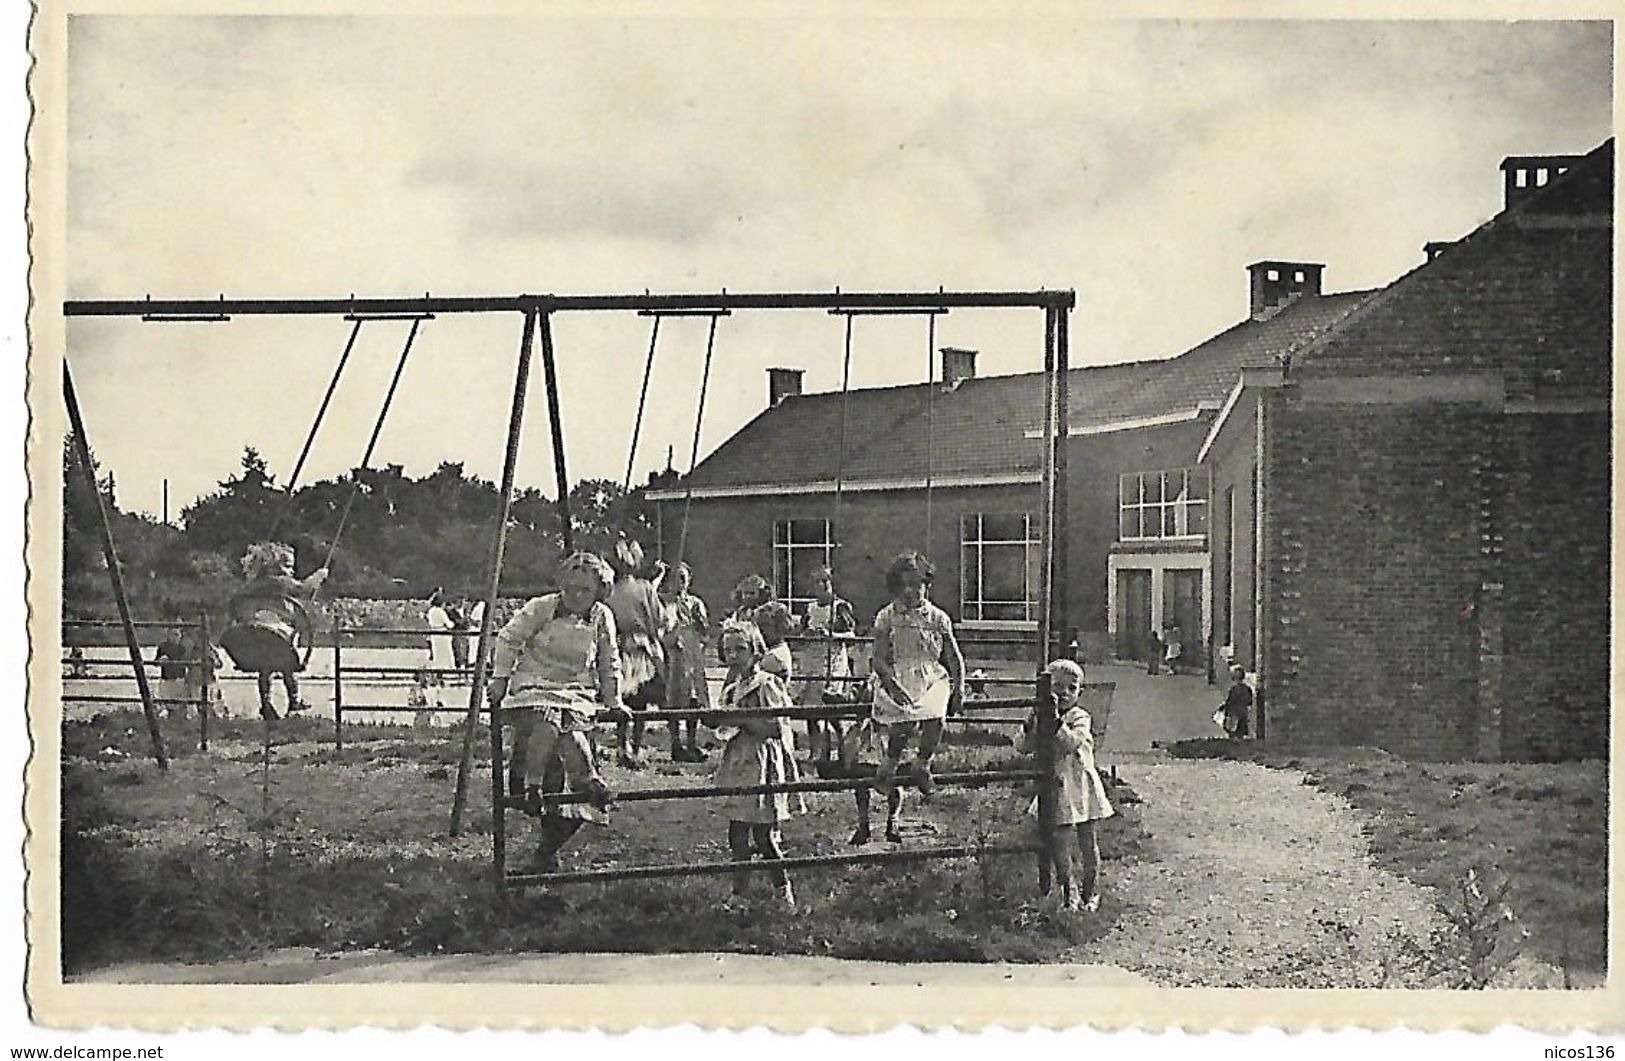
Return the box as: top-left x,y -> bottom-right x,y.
1243,364 -> 1287,742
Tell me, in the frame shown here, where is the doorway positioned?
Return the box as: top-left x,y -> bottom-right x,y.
1116,569 -> 1152,661
1163,568 -> 1204,669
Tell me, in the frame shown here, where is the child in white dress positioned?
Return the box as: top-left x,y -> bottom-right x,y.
710,620 -> 803,907
869,551 -> 965,799
1025,658 -> 1114,912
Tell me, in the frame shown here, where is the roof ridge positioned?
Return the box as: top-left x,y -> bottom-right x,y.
1290,138 -> 1613,372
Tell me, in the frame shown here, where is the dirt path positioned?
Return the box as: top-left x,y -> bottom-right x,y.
1079,758 -> 1444,987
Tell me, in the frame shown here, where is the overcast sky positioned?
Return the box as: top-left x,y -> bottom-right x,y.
64,16 -> 1613,518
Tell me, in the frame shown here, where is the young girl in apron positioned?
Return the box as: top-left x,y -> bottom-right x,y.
710,620 -> 803,907
868,551 -> 965,800
489,551 -> 628,874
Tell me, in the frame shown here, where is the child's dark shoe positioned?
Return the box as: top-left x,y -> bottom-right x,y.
584,778 -> 616,810
288,698 -> 312,713
848,824 -> 871,846
885,823 -> 903,844
914,763 -> 937,798
814,759 -> 843,780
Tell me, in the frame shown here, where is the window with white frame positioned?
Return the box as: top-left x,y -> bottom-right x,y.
960,513 -> 1041,623
1119,468 -> 1210,541
772,519 -> 835,611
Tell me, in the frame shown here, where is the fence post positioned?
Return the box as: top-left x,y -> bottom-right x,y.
1035,671 -> 1058,898
198,611 -> 212,752
332,617 -> 344,751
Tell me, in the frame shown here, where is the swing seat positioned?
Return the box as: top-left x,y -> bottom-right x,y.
220,595 -> 312,673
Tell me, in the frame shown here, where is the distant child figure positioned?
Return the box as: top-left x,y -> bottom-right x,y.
153,624 -> 191,718
1146,626 -> 1161,676
795,566 -> 858,775
1025,658 -> 1114,912
1161,621 -> 1182,675
489,551 -> 627,874
1219,665 -> 1253,738
225,542 -> 329,721
753,598 -> 795,683
448,600 -> 471,671
869,551 -> 965,800
408,668 -> 436,728
729,574 -> 772,625
425,589 -> 455,679
710,620 -> 803,907
659,561 -> 711,763
607,539 -> 667,769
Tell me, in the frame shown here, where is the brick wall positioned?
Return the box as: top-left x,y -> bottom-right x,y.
1202,394 -> 1259,670
1267,398 -> 1484,758
657,483 -> 1044,629
1498,412 -> 1610,760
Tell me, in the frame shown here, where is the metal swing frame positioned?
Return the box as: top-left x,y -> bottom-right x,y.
62,288 -> 1075,890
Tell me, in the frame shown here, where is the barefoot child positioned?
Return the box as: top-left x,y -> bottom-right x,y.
489,551 -> 628,874
870,551 -> 964,799
224,542 -> 329,721
710,620 -> 803,907
1026,659 -> 1114,912
659,561 -> 711,762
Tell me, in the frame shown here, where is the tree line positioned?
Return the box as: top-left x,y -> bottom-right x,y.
63,439 -> 675,620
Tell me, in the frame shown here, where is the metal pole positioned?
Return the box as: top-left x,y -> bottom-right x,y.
289,318 -> 364,489
198,610 -> 212,752
1035,672 -> 1058,897
539,311 -> 573,554
62,361 -> 169,770
1054,306 -> 1072,661
624,316 -> 660,489
451,311 -> 536,868
677,314 -> 719,565
162,479 -> 169,526
332,616 -> 344,750
1037,308 -> 1059,663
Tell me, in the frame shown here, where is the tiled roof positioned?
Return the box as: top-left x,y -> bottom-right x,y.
668,289 -> 1375,491
669,290 -> 1375,491
1293,140 -> 1613,391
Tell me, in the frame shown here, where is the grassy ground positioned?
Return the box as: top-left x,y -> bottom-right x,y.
1163,738 -> 1607,984
62,710 -> 1147,974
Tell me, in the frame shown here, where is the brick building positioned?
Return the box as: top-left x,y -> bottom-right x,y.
648,271 -> 1375,666
1200,141 -> 1612,759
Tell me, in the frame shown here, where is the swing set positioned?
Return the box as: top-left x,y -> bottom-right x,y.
62,287 -> 1076,891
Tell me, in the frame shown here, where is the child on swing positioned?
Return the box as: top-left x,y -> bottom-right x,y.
607,539 -> 666,769
232,542 -> 329,721
869,551 -> 965,800
489,551 -> 629,874
1024,658 -> 1114,912
659,561 -> 711,763
709,619 -> 803,908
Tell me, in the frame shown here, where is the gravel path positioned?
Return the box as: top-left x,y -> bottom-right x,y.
1082,759 -> 1444,988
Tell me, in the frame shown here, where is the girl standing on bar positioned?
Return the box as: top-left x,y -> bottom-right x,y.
869,551 -> 965,799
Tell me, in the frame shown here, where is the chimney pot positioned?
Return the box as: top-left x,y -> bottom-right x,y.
1246,261 -> 1323,322
1499,154 -> 1584,209
767,367 -> 803,407
940,347 -> 977,390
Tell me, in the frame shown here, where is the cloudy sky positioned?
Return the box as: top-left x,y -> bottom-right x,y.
64,15 -> 1612,517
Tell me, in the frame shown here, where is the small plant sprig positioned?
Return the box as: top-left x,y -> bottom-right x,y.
1390,863 -> 1529,989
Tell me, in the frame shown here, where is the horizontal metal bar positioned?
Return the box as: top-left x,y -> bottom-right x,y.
63,619 -> 202,629
336,627 -> 443,637
511,768 -> 1040,807
343,312 -> 436,322
141,313 -> 231,323
340,704 -> 491,714
338,665 -> 473,676
64,289 -> 1075,319
507,841 -> 1041,886
636,308 -> 733,318
827,307 -> 949,317
63,694 -> 205,706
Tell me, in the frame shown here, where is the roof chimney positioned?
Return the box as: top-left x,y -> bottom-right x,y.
1500,154 -> 1584,209
1247,261 -> 1323,322
940,347 -> 977,390
767,367 -> 803,407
